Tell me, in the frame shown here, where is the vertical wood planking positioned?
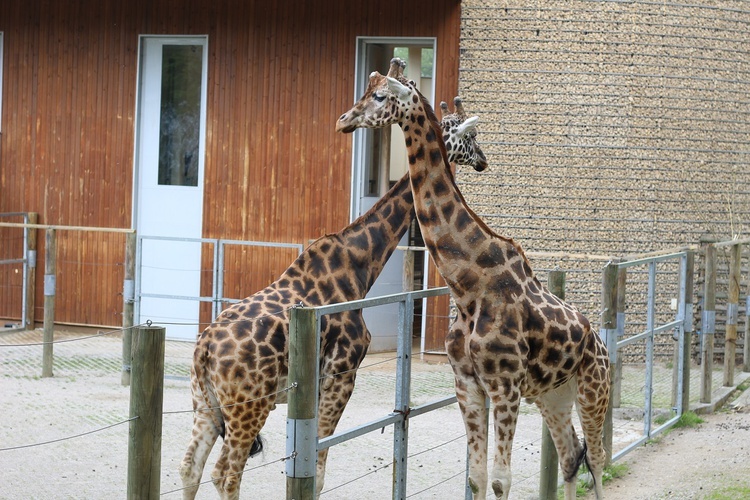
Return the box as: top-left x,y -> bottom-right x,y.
1,0 -> 461,326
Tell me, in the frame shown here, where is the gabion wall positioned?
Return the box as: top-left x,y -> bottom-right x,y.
453,1 -> 750,350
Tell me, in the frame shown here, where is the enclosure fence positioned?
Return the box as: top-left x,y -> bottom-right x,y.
1,234 -> 750,498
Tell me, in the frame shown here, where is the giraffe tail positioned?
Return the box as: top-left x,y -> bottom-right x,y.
193,343 -> 265,459
565,439 -> 589,483
573,439 -> 600,493
193,345 -> 226,439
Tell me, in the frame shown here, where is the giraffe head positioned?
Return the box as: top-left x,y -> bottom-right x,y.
439,97 -> 487,171
336,58 -> 488,172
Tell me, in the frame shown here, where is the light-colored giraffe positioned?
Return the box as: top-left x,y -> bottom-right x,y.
336,58 -> 611,500
178,67 -> 487,499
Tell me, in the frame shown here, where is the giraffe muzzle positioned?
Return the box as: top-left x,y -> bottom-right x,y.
336,112 -> 362,133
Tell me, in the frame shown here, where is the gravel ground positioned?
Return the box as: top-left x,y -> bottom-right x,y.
2,328 -> 745,499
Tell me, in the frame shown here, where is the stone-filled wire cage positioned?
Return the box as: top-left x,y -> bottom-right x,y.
453,1 -> 750,359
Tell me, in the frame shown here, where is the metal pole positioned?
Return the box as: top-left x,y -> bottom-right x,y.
286,307 -> 319,500
644,262 -> 655,437
613,266 -> 626,408
600,262 -> 619,466
392,296 -> 414,500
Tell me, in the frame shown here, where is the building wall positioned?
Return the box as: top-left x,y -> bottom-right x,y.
444,0 -> 750,346
0,0 -> 461,326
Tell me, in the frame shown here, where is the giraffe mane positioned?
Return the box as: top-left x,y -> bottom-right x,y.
415,88 -> 534,274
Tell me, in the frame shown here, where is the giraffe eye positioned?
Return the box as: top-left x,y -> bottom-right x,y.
373,93 -> 386,102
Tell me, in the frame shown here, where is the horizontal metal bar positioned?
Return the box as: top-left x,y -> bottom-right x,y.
618,251 -> 687,268
139,292 -> 215,303
0,258 -> 25,265
409,395 -> 458,418
313,287 -> 450,316
139,235 -> 218,244
0,222 -> 134,233
318,413 -> 402,450
618,319 -> 683,349
318,394 -> 458,451
612,435 -> 650,462
652,320 -> 683,335
618,330 -> 652,349
219,238 -> 304,252
650,416 -> 681,440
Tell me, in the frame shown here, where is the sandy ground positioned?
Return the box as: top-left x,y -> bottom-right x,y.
587,388 -> 750,500
1,329 -> 748,499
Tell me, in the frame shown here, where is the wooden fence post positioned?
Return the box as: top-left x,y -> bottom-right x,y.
744,242 -> 750,372
122,232 -> 137,386
286,307 -> 318,500
25,212 -> 38,329
724,243 -> 741,386
402,248 -> 415,293
601,262 -> 619,467
539,269 -> 564,499
701,243 -> 716,403
42,228 -> 56,378
679,251 -> 694,413
127,325 -> 165,500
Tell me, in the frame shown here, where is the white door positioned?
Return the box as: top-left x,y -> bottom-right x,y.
352,39 -> 436,351
134,36 -> 208,340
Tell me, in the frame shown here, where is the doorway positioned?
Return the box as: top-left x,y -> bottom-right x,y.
351,38 -> 435,351
133,36 -> 208,340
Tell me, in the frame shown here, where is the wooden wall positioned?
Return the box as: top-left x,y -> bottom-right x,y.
0,0 -> 461,328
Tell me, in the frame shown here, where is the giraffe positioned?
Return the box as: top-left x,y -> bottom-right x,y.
178,70 -> 487,499
336,58 -> 611,500
439,97 -> 486,171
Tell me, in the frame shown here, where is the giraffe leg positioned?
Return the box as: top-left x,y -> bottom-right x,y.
453,374 -> 489,499
447,322 -> 490,499
316,336 -> 367,497
179,409 -> 221,499
208,400 -> 273,500
535,378 -> 585,500
486,384 -> 522,500
575,353 -> 611,500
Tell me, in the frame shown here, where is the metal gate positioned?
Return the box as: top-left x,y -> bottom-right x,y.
135,235 -> 303,334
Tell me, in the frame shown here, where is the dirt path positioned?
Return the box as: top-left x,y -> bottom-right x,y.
594,388 -> 750,500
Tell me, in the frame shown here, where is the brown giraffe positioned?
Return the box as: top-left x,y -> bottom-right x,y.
336,58 -> 611,500
178,70 -> 487,499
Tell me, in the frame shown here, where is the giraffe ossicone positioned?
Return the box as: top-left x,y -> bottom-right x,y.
178,72 -> 488,500
337,57 -> 610,500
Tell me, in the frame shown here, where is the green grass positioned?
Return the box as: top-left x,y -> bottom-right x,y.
672,411 -> 704,429
703,484 -> 750,500
557,462 -> 629,498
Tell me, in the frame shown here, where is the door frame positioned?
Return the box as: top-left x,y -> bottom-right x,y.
131,34 -> 209,339
350,37 -> 437,221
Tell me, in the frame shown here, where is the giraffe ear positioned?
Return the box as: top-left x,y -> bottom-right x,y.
456,116 -> 479,137
386,76 -> 411,100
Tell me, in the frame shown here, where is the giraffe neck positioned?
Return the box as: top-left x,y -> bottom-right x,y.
337,173 -> 414,294
400,96 -> 531,300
